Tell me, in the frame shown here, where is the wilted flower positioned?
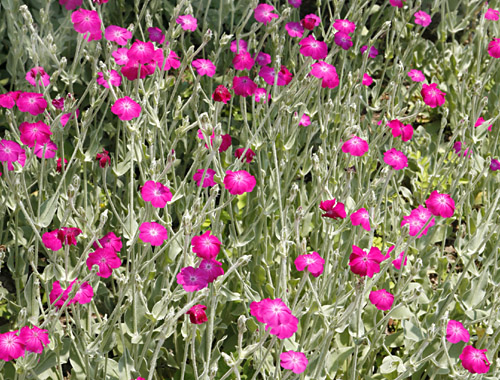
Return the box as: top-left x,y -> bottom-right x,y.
254,52 -> 271,66
235,148 -> 256,163
388,119 -> 414,141
389,0 -> 405,8
94,232 -> 122,252
96,149 -> 111,168
147,27 -> 165,43
212,85 -> 231,104
475,117 -> 492,132
360,45 -> 378,58
97,70 -> 122,88
334,31 -> 353,50
59,0 -> 83,10
490,158 -> 500,171
301,14 -> 320,30
186,304 -> 207,324
56,157 -> 68,173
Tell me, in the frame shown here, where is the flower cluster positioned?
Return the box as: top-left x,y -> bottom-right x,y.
0,327 -> 50,361
250,298 -> 298,339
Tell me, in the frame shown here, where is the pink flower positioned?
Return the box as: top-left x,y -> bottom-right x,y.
401,205 -> 435,238
232,76 -> 257,97
233,52 -> 254,71
162,50 -> 181,71
320,199 -> 346,219
0,140 -> 25,170
50,280 -> 93,307
26,67 -> 50,87
280,351 -> 308,374
17,92 -> 47,115
333,19 -> 356,34
61,109 -> 80,127
369,289 -> 394,310
321,75 -> 340,89
459,346 -> 490,374
139,222 -> 168,246
342,136 -> 369,156
421,83 -> 446,107
384,148 -> 408,170
104,25 -> 132,45
230,39 -> 248,53
191,230 -> 221,260
223,170 -> 256,195
294,251 -> 324,277
349,245 -> 385,277
301,14 -> 320,30
388,119 -> 413,141
177,266 -> 209,292
59,0 -> 83,10
425,190 -> 455,218
112,48 -> 130,65
446,320 -> 470,343
52,97 -> 65,110
285,22 -> 304,38
254,52 -> 271,66
18,326 -> 50,354
212,85 -> 231,104
0,332 -> 25,361
389,0 -> 405,8
0,92 -> 19,109
72,280 -> 94,304
141,181 -> 173,208
414,10 -> 431,27
87,247 -> 121,278
299,36 -> 328,59
198,259 -> 224,282
485,8 -> 500,21
490,158 -> 500,171
362,73 -> 373,86
360,45 -> 378,58
310,61 -> 337,80
258,66 -> 293,86
192,59 -> 216,77
93,232 -> 122,252
388,246 -> 407,270
408,69 -> 425,82
334,31 -> 353,50
19,121 -> 52,148
475,117 -> 492,132
111,96 -> 141,120
193,168 -> 217,187
71,9 -> 101,38
147,27 -> 165,44
254,4 -> 279,25
254,88 -> 269,103
299,114 -> 311,126
34,141 -> 58,159
186,304 -> 207,324
121,60 -> 156,80
97,70 -> 122,88
197,130 -> 232,152
128,40 -> 155,64
176,15 -> 198,31
350,208 -> 370,231
288,0 -> 301,7
250,298 -> 298,339
235,148 -> 256,163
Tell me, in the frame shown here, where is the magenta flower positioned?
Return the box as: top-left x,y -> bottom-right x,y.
235,148 -> 256,163
93,231 -> 122,252
18,326 -> 50,354
310,61 -> 337,80
301,14 -> 321,30
258,66 -> 293,86
71,9 -> 101,39
233,76 -> 258,97
56,157 -> 68,173
0,140 -> 25,170
191,230 -> 221,260
334,31 -> 353,50
162,50 -> 181,71
459,346 -> 490,374
388,119 -> 413,141
250,298 -> 298,339
0,91 -> 20,109
350,208 -> 370,231
97,70 -> 122,88
280,351 -> 308,374
389,0 -> 405,8
414,10 -> 431,27
421,83 -> 446,108
388,246 -> 407,270
17,92 -> 47,115
333,19 -> 356,34
19,121 -> 52,148
401,205 -> 435,238
212,85 -> 231,104
186,304 -> 207,324
104,25 -> 132,45
425,190 -> 455,218
141,181 -> 173,208
112,48 -> 130,65
362,73 -> 373,86
87,247 -> 121,278
369,289 -> 394,310
408,69 -> 425,82
485,8 -> 500,21
193,168 -> 217,187
176,15 -> 198,31
60,109 -> 80,127
230,39 -> 248,53
254,4 -> 279,25
233,52 -> 254,71
95,148 -> 111,168
384,148 -> 408,170
147,27 -> 165,44
488,38 -> 500,58
446,320 -> 470,343
0,332 -> 25,361
72,280 -> 94,304
192,59 -> 216,77
294,251 -> 324,277
59,0 -> 83,10
490,159 -> 500,171
121,60 -> 155,80
299,36 -> 328,59
288,0 -> 301,7
320,199 -> 346,219
198,259 -> 224,282
299,114 -> 311,126
342,136 -> 369,156
360,45 -> 379,58
111,96 -> 141,121
254,52 -> 271,66
349,245 -> 385,277
254,88 -> 269,103
34,141 -> 58,159
177,266 -> 209,292
223,170 -> 256,195
475,117 -> 492,131
285,22 -> 304,38
127,40 -> 155,64
321,74 -> 340,89
139,222 -> 168,246
26,67 -> 50,87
